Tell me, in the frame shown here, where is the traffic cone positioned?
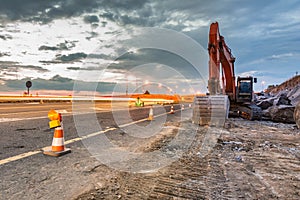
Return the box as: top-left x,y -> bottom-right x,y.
43,110 -> 71,157
148,106 -> 154,120
170,105 -> 175,114
43,126 -> 71,157
51,127 -> 65,152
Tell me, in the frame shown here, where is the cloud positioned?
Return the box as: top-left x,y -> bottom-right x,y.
269,53 -> 294,60
0,34 -> 12,40
55,52 -> 87,62
40,52 -> 89,64
0,61 -> 49,72
66,67 -> 81,71
243,52 -> 299,67
0,75 -> 116,93
66,66 -> 104,71
85,31 -> 99,40
0,0 -> 149,23
238,70 -> 259,77
0,61 -> 50,80
83,15 -> 99,24
38,40 -> 76,51
0,52 -> 10,57
106,48 -> 201,79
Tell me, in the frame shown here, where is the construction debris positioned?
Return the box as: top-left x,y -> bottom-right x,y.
256,82 -> 300,124
294,101 -> 300,128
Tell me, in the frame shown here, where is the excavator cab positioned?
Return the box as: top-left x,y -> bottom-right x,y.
236,76 -> 256,103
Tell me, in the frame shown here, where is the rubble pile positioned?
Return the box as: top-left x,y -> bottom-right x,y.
295,101 -> 300,128
256,83 -> 300,124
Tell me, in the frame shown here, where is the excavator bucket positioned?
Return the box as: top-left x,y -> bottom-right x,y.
192,95 -> 229,127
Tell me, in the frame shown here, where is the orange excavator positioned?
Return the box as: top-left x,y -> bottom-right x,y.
193,22 -> 261,126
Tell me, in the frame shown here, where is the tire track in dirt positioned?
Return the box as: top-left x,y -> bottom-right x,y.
76,118 -> 300,199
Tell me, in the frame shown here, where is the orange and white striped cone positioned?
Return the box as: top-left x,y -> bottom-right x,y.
51,127 -> 65,152
148,106 -> 154,120
43,124 -> 71,157
170,105 -> 175,114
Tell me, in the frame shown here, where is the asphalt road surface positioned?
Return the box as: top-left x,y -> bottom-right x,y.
0,101 -> 128,121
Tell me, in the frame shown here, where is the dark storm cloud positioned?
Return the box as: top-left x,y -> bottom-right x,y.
66,66 -> 101,71
0,0 -> 241,31
99,7 -> 158,27
0,52 -> 10,57
40,52 -> 87,64
88,53 -> 114,60
0,0 -> 149,23
38,40 -> 76,51
56,52 -> 87,62
0,34 -> 12,40
86,31 -> 99,40
66,67 -> 81,71
0,61 -> 49,72
83,15 -> 99,24
1,75 -> 115,92
107,48 -> 201,80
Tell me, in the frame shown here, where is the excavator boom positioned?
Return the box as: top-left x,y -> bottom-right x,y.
208,22 -> 236,100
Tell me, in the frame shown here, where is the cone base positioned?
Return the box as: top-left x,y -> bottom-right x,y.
148,115 -> 153,121
42,146 -> 71,157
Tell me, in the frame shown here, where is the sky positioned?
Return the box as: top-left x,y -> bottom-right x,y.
0,0 -> 299,95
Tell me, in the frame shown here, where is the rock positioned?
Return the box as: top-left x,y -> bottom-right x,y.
262,108 -> 271,119
274,92 -> 291,106
287,84 -> 300,106
257,98 -> 275,110
294,101 -> 300,129
269,105 -> 295,123
235,155 -> 243,162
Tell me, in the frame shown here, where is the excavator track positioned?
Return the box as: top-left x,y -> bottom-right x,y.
231,104 -> 262,120
192,95 -> 229,127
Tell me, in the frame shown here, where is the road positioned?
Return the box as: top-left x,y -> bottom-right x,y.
0,102 -> 191,199
0,101 -> 126,121
1,102 -> 299,200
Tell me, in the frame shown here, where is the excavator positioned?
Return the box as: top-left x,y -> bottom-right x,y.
193,22 -> 262,126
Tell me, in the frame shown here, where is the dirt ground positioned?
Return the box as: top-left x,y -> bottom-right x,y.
75,118 -> 300,200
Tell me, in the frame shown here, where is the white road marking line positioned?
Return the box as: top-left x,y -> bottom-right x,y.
0,151 -> 40,166
0,116 -> 48,122
0,127 -> 117,166
55,109 -> 69,113
0,110 -> 50,116
0,106 -> 182,165
0,104 -> 72,110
